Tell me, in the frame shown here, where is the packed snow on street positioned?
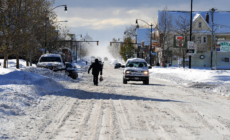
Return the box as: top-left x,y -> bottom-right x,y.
0,59 -> 230,140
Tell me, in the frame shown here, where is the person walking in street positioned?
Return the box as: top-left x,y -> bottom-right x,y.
86,61 -> 88,65
88,59 -> 102,86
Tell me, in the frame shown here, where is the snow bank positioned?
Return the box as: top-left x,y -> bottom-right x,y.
0,59 -> 76,117
150,66 -> 230,97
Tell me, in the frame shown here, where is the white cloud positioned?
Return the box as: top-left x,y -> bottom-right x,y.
55,7 -> 158,30
113,9 -> 121,16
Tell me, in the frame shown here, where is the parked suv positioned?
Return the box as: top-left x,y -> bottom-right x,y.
37,54 -> 66,71
122,58 -> 151,85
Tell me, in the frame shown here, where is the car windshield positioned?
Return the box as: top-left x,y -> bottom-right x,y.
126,62 -> 147,67
40,57 -> 61,62
66,64 -> 73,68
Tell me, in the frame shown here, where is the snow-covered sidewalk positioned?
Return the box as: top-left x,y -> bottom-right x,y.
150,66 -> 230,97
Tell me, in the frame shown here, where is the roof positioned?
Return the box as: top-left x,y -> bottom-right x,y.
41,54 -> 61,57
136,28 -> 155,46
158,11 -> 230,34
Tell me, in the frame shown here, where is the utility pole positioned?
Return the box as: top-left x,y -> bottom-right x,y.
189,0 -> 193,69
150,24 -> 153,65
210,8 -> 216,69
214,34 -> 217,70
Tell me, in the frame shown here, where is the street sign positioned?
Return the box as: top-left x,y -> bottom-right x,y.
217,41 -> 230,52
187,41 -> 194,55
186,49 -> 195,53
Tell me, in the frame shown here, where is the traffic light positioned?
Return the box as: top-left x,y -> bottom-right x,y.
110,42 -> 112,46
97,41 -> 99,46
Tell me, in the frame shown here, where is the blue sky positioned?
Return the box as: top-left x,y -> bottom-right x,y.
53,0 -> 229,54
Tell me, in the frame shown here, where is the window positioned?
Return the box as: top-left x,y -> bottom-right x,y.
40,57 -> 61,62
203,36 -> 207,44
197,36 -> 201,44
198,22 -> 202,28
221,57 -> 230,63
126,62 -> 147,67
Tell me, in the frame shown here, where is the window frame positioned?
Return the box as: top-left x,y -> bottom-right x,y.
198,22 -> 202,28
197,36 -> 201,44
203,36 -> 207,44
220,57 -> 230,63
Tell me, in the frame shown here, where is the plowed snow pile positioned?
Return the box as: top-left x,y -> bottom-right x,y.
150,66 -> 230,97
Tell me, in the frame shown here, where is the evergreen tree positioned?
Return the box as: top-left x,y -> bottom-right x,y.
119,37 -> 135,61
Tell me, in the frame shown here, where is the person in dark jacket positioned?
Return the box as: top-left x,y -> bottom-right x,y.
88,59 -> 103,86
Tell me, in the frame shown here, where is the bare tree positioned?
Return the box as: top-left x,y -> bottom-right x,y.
124,25 -> 137,39
108,38 -> 121,59
158,6 -> 174,67
173,13 -> 191,68
0,0 -> 57,68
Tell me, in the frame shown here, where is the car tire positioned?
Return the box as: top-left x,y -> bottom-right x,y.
143,79 -> 149,85
123,79 -> 127,84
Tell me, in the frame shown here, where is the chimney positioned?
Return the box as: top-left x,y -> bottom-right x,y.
206,12 -> 209,24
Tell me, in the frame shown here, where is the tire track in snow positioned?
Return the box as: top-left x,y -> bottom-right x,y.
74,99 -> 95,140
151,80 -> 230,139
110,99 -> 126,140
38,97 -> 77,140
90,99 -> 103,140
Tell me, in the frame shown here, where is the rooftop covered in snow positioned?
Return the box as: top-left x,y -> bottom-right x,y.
158,11 -> 230,34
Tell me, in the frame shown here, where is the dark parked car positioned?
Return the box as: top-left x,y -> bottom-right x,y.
65,62 -> 78,79
114,63 -> 121,69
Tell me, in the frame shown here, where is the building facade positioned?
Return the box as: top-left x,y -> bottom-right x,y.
157,10 -> 230,68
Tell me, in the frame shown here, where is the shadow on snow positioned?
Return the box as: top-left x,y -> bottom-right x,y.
48,88 -> 183,103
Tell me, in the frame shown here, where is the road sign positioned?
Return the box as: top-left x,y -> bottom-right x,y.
187,41 -> 194,55
186,49 -> 195,53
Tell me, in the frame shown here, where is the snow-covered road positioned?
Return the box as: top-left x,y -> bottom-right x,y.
1,61 -> 230,140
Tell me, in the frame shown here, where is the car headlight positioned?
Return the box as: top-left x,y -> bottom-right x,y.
125,71 -> 131,75
143,71 -> 148,75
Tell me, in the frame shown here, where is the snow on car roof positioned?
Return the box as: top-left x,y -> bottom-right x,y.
126,58 -> 146,62
41,54 -> 61,57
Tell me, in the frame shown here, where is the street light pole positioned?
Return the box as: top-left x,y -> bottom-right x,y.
45,5 -> 67,53
150,24 -> 153,65
136,19 -> 153,65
